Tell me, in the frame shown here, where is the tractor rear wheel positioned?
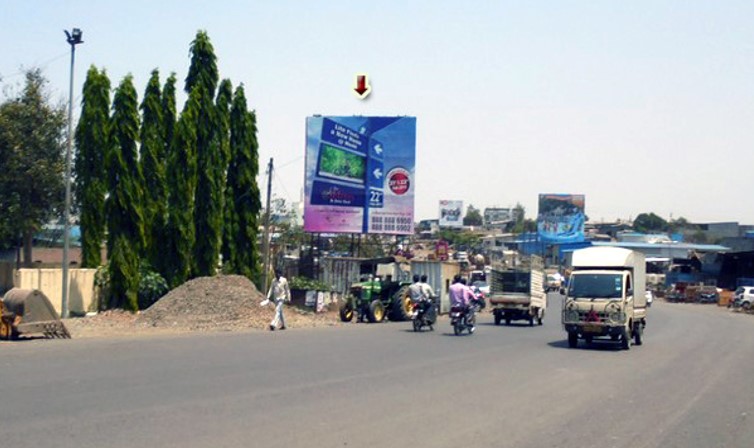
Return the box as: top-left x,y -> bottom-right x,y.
388,286 -> 412,321
339,302 -> 354,322
367,299 -> 385,323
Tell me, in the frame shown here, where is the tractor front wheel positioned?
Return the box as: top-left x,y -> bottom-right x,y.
367,300 -> 385,323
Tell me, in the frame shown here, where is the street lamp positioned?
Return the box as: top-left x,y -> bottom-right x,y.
62,28 -> 83,319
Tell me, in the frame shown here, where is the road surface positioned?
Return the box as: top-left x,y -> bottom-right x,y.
2,295 -> 753,448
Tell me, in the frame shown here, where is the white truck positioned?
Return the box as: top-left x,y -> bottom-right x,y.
488,257 -> 547,326
561,247 -> 647,349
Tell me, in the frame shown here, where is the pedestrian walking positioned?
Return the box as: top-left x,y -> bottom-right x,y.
266,269 -> 291,331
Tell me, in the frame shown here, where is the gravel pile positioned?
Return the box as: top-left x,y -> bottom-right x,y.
137,275 -> 269,330
64,275 -> 341,339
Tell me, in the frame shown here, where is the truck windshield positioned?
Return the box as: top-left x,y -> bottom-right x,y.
568,273 -> 623,299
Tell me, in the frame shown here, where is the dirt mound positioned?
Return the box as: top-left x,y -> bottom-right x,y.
135,275 -> 340,331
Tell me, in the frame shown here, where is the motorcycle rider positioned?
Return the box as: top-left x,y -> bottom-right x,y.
449,275 -> 475,308
408,274 -> 423,303
418,274 -> 436,322
449,275 -> 477,331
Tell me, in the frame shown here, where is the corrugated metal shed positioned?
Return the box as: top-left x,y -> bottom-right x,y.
410,260 -> 460,314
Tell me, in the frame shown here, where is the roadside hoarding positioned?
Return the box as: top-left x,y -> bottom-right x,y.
304,116 -> 416,234
537,194 -> 586,243
439,200 -> 463,228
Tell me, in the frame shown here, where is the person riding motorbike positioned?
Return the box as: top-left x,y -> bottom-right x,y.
449,275 -> 477,329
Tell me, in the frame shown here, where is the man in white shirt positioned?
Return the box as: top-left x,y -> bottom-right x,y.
267,269 -> 291,331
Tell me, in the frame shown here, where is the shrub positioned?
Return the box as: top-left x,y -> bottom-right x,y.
94,261 -> 169,311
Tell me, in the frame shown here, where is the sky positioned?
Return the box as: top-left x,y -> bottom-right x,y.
2,1 -> 753,225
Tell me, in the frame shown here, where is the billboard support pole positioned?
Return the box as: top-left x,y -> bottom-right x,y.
262,157 -> 274,294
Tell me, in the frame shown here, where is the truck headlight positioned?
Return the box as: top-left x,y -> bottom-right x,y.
608,311 -> 625,324
565,310 -> 580,323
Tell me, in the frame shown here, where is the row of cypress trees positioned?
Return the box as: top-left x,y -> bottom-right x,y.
74,31 -> 262,311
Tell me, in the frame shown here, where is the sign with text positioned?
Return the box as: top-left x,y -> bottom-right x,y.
304,116 -> 416,234
439,200 -> 463,228
537,194 -> 586,243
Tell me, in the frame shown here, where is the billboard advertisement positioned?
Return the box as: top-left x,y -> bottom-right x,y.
537,194 -> 586,243
304,116 -> 416,234
439,200 -> 463,228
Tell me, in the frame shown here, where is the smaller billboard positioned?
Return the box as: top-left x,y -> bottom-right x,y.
439,200 -> 463,228
537,194 -> 586,243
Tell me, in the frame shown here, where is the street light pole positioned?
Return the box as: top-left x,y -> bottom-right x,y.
62,28 -> 83,319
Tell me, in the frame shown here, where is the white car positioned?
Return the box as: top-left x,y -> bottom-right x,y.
733,286 -> 754,310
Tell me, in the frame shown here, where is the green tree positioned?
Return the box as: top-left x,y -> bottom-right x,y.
0,69 -> 66,261
632,212 -> 668,234
74,66 -> 110,268
463,205 -> 483,226
139,69 -> 167,271
186,31 -> 223,277
157,73 -> 177,279
164,88 -> 199,287
224,86 -> 261,282
106,75 -> 145,311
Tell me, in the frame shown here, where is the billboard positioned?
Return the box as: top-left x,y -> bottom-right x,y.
439,200 -> 463,228
537,194 -> 586,243
304,116 -> 416,234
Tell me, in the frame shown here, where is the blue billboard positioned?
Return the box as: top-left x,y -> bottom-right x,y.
304,116 -> 416,234
537,194 -> 586,243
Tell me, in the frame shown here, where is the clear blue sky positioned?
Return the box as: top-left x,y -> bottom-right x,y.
3,1 -> 753,224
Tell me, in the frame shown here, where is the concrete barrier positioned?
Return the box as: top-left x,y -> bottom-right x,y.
13,268 -> 98,315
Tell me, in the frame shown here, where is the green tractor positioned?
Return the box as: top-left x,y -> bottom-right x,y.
339,257 -> 413,323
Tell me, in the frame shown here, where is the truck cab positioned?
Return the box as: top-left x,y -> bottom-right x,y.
561,247 -> 647,350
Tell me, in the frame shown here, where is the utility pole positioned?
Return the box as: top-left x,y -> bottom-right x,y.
262,158 -> 273,295
62,28 -> 83,319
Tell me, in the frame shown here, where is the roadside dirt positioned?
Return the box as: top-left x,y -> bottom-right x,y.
63,275 -> 342,339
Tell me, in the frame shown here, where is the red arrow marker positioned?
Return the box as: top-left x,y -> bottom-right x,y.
353,73 -> 371,99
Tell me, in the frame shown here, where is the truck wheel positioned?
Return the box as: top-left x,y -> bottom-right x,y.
568,332 -> 578,348
367,300 -> 385,323
339,303 -> 354,322
621,328 -> 631,350
633,323 -> 643,346
494,313 -> 501,325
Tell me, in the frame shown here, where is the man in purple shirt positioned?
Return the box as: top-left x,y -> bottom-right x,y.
449,275 -> 474,308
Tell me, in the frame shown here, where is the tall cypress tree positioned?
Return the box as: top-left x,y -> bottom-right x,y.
164,88 -> 199,287
216,79 -> 233,270
74,66 -> 110,268
227,86 -> 261,282
161,73 -> 177,166
139,69 -> 166,271
186,31 -> 222,277
106,75 -> 144,311
158,73 -> 177,280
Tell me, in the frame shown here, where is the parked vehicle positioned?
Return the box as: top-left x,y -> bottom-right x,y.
411,297 -> 437,332
562,247 -> 648,350
645,290 -> 654,307
696,286 -> 720,304
732,286 -> 754,310
488,257 -> 547,326
339,257 -> 412,323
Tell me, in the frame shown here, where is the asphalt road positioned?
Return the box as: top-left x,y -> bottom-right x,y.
2,294 -> 754,448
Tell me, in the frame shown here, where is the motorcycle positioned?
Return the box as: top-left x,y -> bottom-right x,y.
450,298 -> 482,335
412,297 -> 437,332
